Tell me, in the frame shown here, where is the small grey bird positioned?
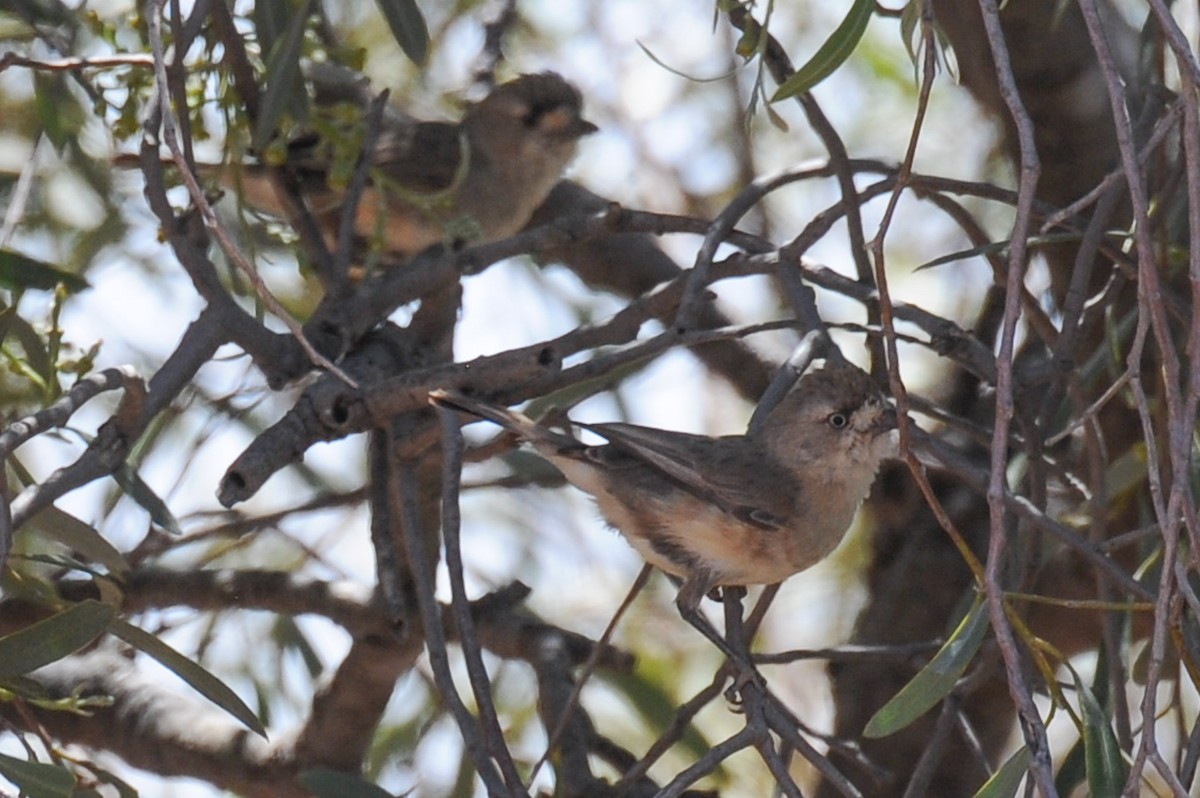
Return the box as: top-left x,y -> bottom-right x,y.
430,362 -> 898,659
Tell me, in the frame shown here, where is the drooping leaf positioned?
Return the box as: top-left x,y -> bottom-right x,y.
1074,670 -> 1128,796
0,751 -> 76,798
300,768 -> 395,798
864,595 -> 989,737
28,506 -> 129,576
604,664 -> 713,762
109,463 -> 184,536
273,615 -> 323,678
0,306 -> 54,387
772,0 -> 874,101
914,231 -> 1103,272
33,72 -> 84,152
107,617 -> 267,737
0,250 -> 89,293
0,600 -> 115,678
253,0 -> 290,59
972,745 -> 1030,798
374,0 -> 429,66
1054,736 -> 1087,795
253,0 -> 314,151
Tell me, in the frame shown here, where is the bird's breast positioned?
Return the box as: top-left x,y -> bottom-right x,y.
549,454 -> 820,586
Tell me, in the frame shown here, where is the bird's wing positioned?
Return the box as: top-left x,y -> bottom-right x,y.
264,119 -> 463,200
582,423 -> 792,530
370,121 -> 466,195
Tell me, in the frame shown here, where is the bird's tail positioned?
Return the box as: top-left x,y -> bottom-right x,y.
429,390 -> 562,444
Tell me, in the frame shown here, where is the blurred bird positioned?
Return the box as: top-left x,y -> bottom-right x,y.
127,70 -> 596,259
430,361 -> 898,661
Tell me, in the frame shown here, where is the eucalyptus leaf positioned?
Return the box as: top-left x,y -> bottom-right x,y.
109,463 -> 184,536
1075,670 -> 1128,796
0,751 -> 76,798
772,0 -> 873,100
0,249 -> 89,293
972,746 -> 1029,798
603,666 -> 713,763
28,506 -> 129,576
0,600 -> 114,678
107,618 -> 267,737
374,0 -> 429,66
299,768 -> 395,798
864,595 -> 989,738
253,0 -> 314,151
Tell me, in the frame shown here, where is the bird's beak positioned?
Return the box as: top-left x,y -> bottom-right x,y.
874,404 -> 898,435
575,119 -> 599,137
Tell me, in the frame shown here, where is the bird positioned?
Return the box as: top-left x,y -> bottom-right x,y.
126,70 -> 597,260
430,361 -> 899,662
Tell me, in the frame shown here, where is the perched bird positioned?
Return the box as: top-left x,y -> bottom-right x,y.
431,361 -> 898,659
128,70 -> 596,259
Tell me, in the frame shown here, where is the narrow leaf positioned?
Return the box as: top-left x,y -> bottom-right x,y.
772,0 -> 874,101
604,669 -> 713,762
972,746 -> 1030,798
2,307 -> 54,384
29,506 -> 129,576
0,600 -> 115,678
374,0 -> 429,65
0,751 -> 76,798
1054,737 -> 1086,795
273,615 -> 323,677
864,595 -> 989,737
33,72 -> 84,152
253,0 -> 314,151
253,0 -> 290,60
0,250 -> 89,293
1075,671 -> 1128,796
107,618 -> 267,737
915,232 -> 1096,271
916,239 -> 1011,271
109,463 -> 183,536
300,768 -> 394,798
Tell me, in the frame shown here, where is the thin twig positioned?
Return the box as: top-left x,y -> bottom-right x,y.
392,458 -> 508,794
436,404 -> 525,792
143,0 -> 356,387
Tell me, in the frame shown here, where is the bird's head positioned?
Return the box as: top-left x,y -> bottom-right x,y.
759,363 -> 899,473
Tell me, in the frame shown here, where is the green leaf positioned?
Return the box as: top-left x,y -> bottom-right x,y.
899,0 -> 923,71
33,72 -> 84,152
604,665 -> 713,762
771,0 -> 874,101
1054,736 -> 1086,795
914,232 -> 1098,272
109,463 -> 184,536
0,600 -> 115,678
253,0 -> 314,151
0,250 -> 90,293
299,768 -> 394,797
972,746 -> 1029,798
28,506 -> 130,577
864,595 -> 989,737
374,0 -> 429,66
253,0 -> 290,60
1075,670 -> 1128,796
0,306 -> 54,387
107,617 -> 267,737
273,615 -> 323,677
73,760 -> 139,798
0,751 -> 76,798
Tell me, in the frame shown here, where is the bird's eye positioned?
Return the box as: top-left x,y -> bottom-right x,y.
827,412 -> 849,430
